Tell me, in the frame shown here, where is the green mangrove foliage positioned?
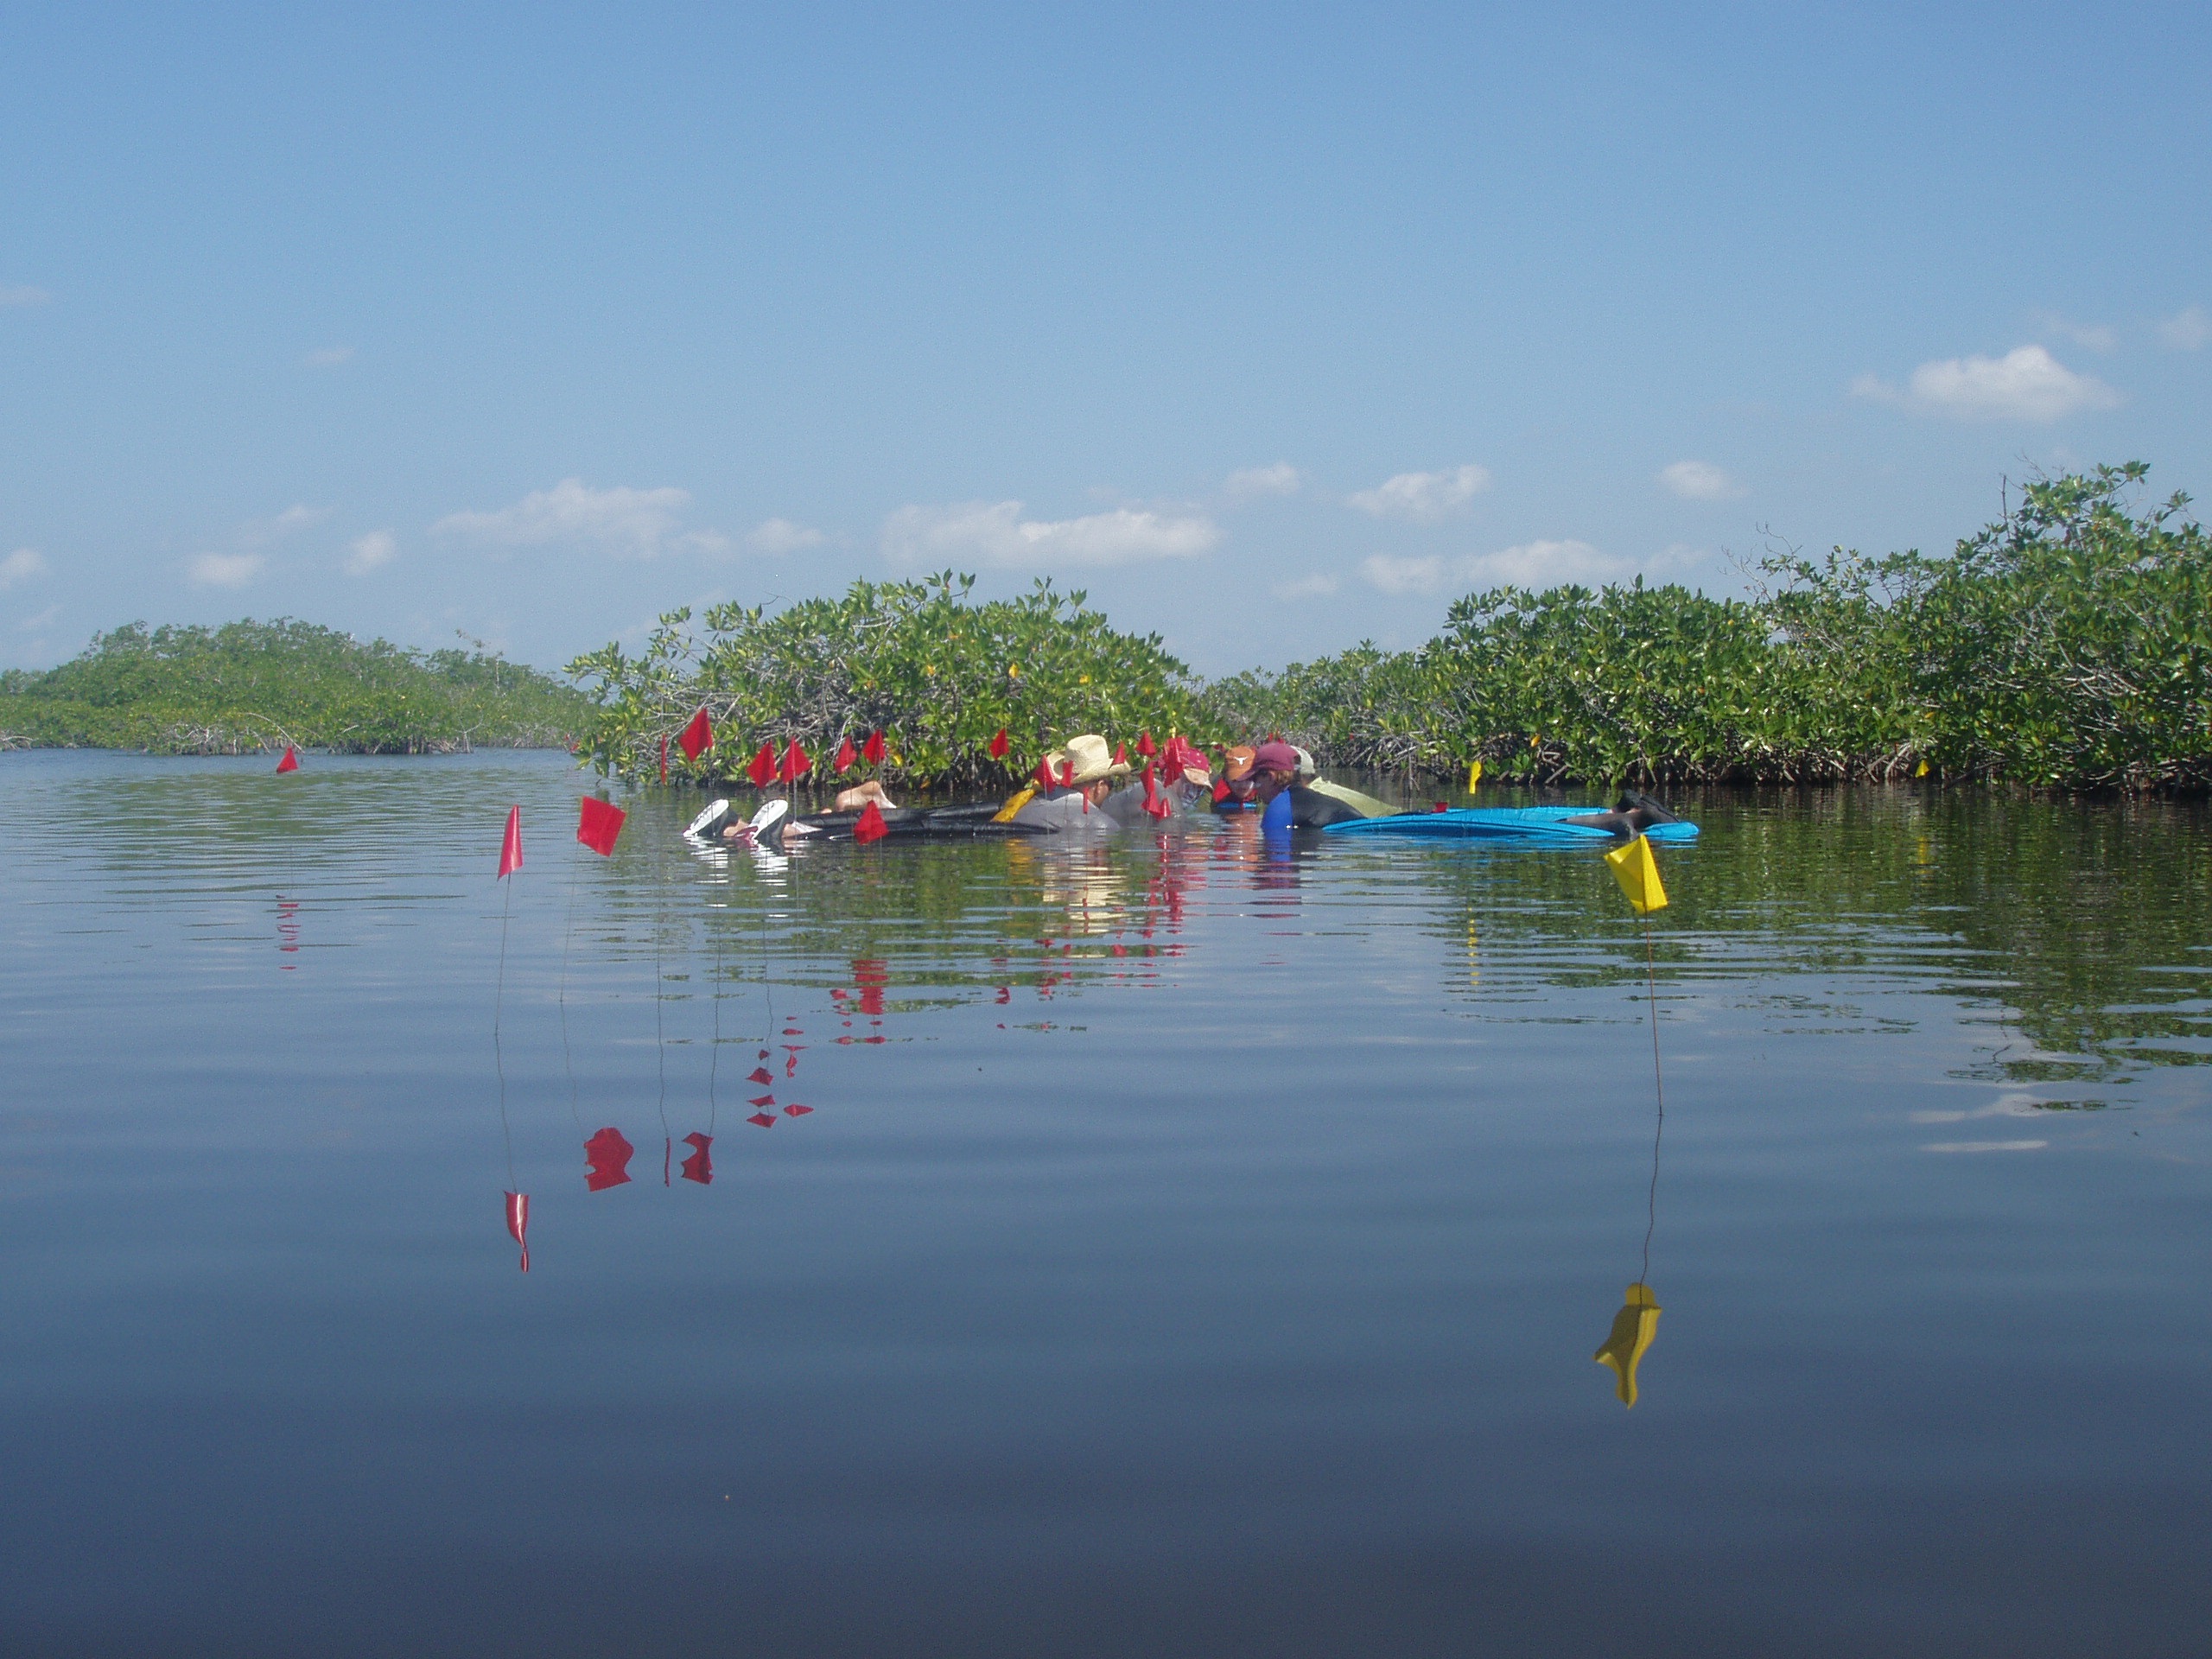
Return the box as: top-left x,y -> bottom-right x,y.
0,619 -> 588,753
568,573 -> 1213,789
1205,466 -> 2212,792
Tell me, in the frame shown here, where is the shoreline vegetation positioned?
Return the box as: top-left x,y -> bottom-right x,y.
8,467 -> 2206,795
0,620 -> 588,754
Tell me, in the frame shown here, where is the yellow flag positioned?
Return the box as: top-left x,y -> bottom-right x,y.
1915,759 -> 1929,777
1594,1283 -> 1662,1408
1466,760 -> 1483,792
1605,834 -> 1668,915
991,787 -> 1036,824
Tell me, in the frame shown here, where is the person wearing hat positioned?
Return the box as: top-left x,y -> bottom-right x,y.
1011,734 -> 1132,830
1097,741 -> 1214,826
1247,740 -> 1363,829
1211,744 -> 1260,813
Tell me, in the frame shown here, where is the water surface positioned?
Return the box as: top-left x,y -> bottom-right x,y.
3,752 -> 2208,1656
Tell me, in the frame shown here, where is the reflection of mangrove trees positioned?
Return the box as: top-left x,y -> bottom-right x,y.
651,788 -> 2212,1087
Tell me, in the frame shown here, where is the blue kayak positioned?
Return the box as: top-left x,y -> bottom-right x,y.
1322,806 -> 1700,843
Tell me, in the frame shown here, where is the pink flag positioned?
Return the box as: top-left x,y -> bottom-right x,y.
576,797 -> 626,856
497,807 -> 523,878
678,707 -> 714,762
276,746 -> 300,773
505,1191 -> 531,1273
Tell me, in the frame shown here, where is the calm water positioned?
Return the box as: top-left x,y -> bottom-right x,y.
3,751 -> 2209,1657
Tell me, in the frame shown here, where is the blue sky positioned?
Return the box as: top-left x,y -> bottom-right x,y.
3,3 -> 2208,677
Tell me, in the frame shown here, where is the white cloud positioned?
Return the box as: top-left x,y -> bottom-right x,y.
243,504 -> 327,547
881,500 -> 1220,568
1270,572 -> 1339,601
0,548 -> 48,590
747,517 -> 825,555
18,604 -> 60,632
432,478 -> 698,558
1364,538 -> 1630,596
2158,305 -> 2210,351
345,531 -> 397,575
1469,539 -> 1624,586
1360,554 -> 1446,595
1851,345 -> 2119,423
303,345 -> 355,368
189,552 -> 265,588
1347,463 -> 1492,521
0,285 -> 50,307
2031,311 -> 2116,352
1225,462 -> 1302,499
1657,460 -> 1745,501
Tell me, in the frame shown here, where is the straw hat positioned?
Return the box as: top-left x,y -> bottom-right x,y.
1043,734 -> 1131,787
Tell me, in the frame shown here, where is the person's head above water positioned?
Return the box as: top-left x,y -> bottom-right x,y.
1043,734 -> 1130,804
1249,741 -> 1302,802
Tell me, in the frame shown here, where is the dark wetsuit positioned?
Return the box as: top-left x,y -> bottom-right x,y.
1285,785 -> 1363,828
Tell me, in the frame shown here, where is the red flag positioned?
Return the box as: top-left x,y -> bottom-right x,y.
576,797 -> 626,856
852,800 -> 888,844
746,741 -> 776,787
678,706 -> 713,762
658,734 -> 668,785
497,806 -> 523,878
1136,731 -> 1155,758
584,1127 -> 633,1191
779,738 -> 810,783
680,1132 -> 713,1185
862,728 -> 887,764
747,1112 -> 776,1128
1058,760 -> 1077,788
988,728 -> 1009,759
1033,758 -> 1054,788
1113,742 -> 1128,765
505,1191 -> 530,1273
834,735 -> 857,772
275,745 -> 299,773
1142,764 -> 1170,820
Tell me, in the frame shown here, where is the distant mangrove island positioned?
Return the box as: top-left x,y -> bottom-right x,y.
8,466 -> 2207,793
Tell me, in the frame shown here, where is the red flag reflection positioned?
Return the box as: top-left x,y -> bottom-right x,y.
505,1191 -> 530,1272
583,1127 -> 634,1191
679,1132 -> 713,1185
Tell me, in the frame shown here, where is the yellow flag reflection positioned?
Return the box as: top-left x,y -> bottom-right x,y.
1604,834 -> 1668,915
1594,1283 -> 1662,1407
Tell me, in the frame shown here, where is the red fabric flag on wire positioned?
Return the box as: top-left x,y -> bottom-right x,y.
1033,757 -> 1054,788
680,1133 -> 713,1185
747,741 -> 776,787
1141,764 -> 1170,820
862,729 -> 887,765
1113,742 -> 1128,766
577,797 -> 626,856
1058,760 -> 1077,788
988,728 -> 1009,759
852,800 -> 888,844
583,1127 -> 633,1192
505,1191 -> 530,1273
779,738 -> 810,782
497,806 -> 524,878
275,745 -> 300,774
1136,731 -> 1155,758
678,706 -> 714,762
834,735 -> 858,772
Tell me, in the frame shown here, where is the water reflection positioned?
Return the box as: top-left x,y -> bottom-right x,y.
583,1126 -> 633,1191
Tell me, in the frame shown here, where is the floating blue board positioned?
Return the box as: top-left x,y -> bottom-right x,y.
1322,806 -> 1700,843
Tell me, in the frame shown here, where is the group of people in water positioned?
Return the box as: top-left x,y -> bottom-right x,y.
686,732 -> 1393,850
686,733 -> 1678,851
